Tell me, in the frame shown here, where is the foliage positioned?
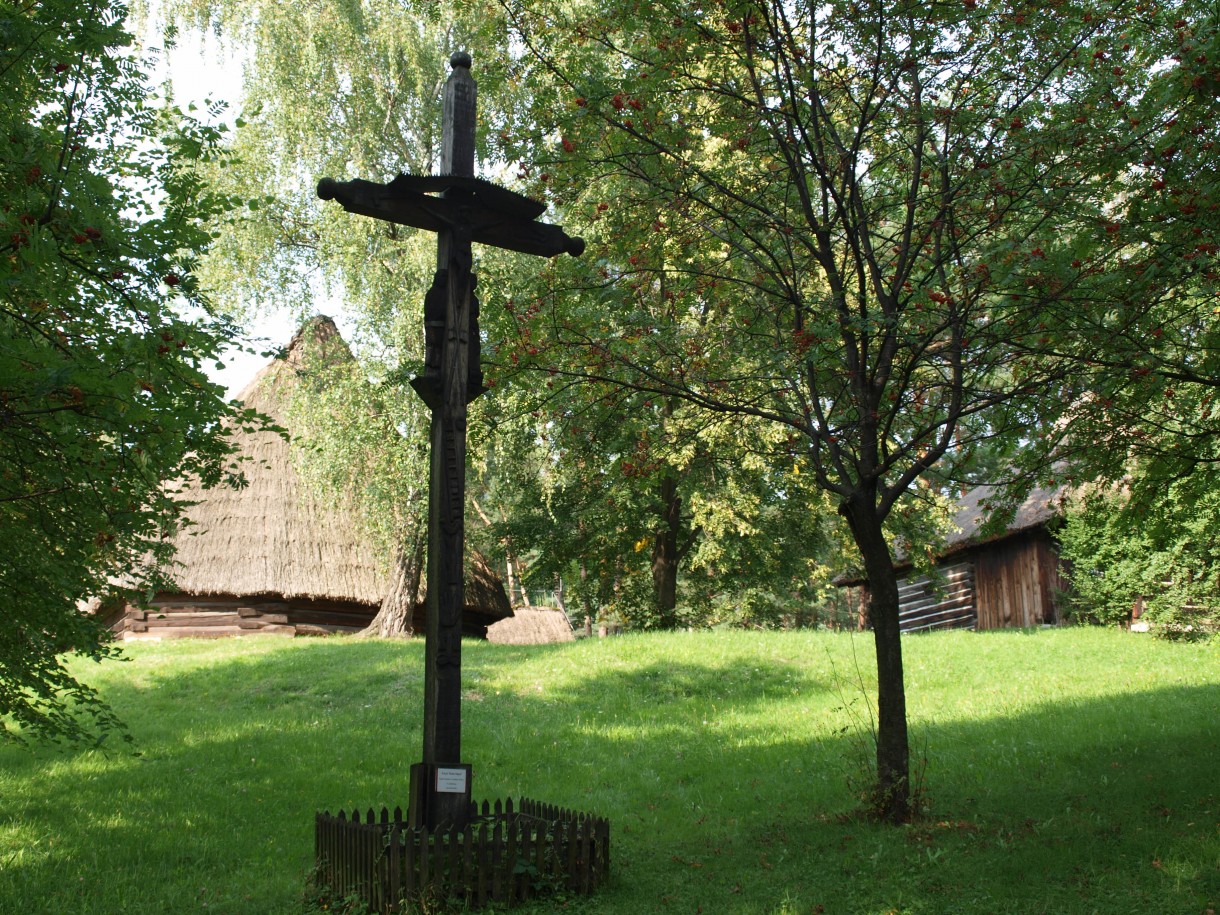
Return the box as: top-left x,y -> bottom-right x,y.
283,322 -> 429,574
1059,486 -> 1220,640
157,0 -> 532,626
1,630 -> 1218,913
158,0 -> 848,632
472,385 -> 842,630
0,0 -> 250,744
1048,13 -> 1220,645
1051,12 -> 1220,489
157,0 -> 1220,820
159,0 -> 529,340
492,0 -> 1209,819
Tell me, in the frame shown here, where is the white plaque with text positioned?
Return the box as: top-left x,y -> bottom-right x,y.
435,767 -> 468,794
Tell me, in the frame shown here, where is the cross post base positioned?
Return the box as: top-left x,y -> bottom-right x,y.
407,762 -> 473,831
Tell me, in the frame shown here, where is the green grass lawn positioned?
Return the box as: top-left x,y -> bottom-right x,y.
1,628 -> 1217,914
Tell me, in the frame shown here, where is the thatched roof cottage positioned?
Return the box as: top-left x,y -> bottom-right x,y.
102,316 -> 510,639
839,483 -> 1067,633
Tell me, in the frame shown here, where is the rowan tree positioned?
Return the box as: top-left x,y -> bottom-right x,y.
497,0 -> 1195,820
1049,13 -> 1220,638
1,0 -> 248,743
1049,15 -> 1220,487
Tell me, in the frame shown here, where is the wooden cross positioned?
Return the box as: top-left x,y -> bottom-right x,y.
318,51 -> 583,830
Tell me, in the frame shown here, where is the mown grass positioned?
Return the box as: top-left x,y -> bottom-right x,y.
1,628 -> 1217,914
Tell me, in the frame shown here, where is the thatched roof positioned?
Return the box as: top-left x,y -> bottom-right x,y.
944,482 -> 1065,553
165,316 -> 386,604
836,481 -> 1066,587
486,609 -> 575,645
463,553 -> 514,620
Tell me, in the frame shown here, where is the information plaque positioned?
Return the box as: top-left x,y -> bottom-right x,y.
435,767 -> 468,794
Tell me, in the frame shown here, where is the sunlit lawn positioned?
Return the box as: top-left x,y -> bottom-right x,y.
1,627 -> 1217,914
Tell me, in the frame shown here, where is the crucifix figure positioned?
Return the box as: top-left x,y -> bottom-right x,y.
318,52 -> 583,830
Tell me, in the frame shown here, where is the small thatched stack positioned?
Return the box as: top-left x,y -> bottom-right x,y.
486,609 -> 575,645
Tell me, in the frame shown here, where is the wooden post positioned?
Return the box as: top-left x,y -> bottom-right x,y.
316,49 -> 583,837
411,52 -> 477,831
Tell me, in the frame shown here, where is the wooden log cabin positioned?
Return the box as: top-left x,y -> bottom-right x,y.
839,484 -> 1068,633
99,316 -> 511,640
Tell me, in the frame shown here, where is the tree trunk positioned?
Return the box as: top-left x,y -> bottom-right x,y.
512,553 -> 528,605
841,494 -> 911,823
360,527 -> 426,638
579,558 -> 596,623
505,554 -> 519,607
652,474 -> 681,628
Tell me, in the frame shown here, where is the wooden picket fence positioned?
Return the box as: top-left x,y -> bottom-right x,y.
315,798 -> 610,912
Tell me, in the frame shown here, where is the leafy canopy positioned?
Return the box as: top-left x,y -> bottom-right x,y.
1,0 -> 249,744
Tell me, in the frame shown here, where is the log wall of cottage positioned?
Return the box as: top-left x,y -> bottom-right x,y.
841,529 -> 1067,634
106,593 -> 376,639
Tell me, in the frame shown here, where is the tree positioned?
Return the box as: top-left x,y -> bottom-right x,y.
1046,13 -> 1220,493
472,370 -> 841,629
1037,13 -> 1220,642
158,0 -> 529,635
1058,482 -> 1220,638
283,318 -> 431,637
1,0 -> 248,744
159,0 -> 834,636
496,0 -> 1189,820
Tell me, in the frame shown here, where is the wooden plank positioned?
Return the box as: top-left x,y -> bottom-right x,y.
565,818 -> 578,892
532,816 -> 547,899
388,823 -> 401,915
403,822 -> 417,899
446,824 -> 460,899
360,819 -> 371,911
491,816 -> 503,902
315,814 -> 325,892
335,811 -> 348,900
364,819 -> 373,908
145,617 -> 241,628
577,817 -> 590,894
596,818 -> 610,887
898,561 -> 977,632
462,825 -> 474,908
420,826 -> 430,891
238,613 -> 289,626
903,597 -> 975,620
514,813 -> 527,902
904,614 -> 975,633
237,622 -> 297,635
902,595 -> 976,617
476,821 -> 489,906
141,610 -> 242,623
126,625 -> 263,639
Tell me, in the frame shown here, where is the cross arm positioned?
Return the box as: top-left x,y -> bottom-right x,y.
317,176 -> 450,235
317,175 -> 584,258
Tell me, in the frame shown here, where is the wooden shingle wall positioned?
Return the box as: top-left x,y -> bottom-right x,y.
971,530 -> 1065,629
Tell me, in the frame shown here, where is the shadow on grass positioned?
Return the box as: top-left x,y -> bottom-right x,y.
0,635 -> 1216,915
